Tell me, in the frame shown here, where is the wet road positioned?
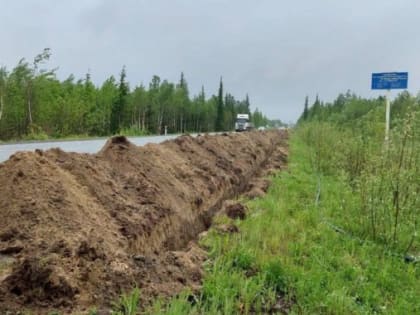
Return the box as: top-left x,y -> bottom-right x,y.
0,134 -> 180,163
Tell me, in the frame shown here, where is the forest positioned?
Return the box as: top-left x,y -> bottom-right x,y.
298,90 -> 420,127
0,49 -> 270,141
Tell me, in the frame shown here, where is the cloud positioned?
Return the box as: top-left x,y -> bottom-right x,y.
1,0 -> 419,122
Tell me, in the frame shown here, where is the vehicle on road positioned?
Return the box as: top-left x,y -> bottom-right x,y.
235,114 -> 254,131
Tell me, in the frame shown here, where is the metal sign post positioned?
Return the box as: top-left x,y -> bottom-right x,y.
385,89 -> 391,142
371,72 -> 408,144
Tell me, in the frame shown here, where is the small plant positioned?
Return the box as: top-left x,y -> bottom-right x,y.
230,246 -> 256,271
87,308 -> 98,315
119,126 -> 149,137
112,288 -> 140,315
263,260 -> 287,294
23,124 -> 49,141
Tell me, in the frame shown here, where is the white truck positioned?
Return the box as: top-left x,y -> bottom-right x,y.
235,114 -> 253,132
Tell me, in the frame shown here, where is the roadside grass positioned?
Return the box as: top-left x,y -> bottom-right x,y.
148,132 -> 419,314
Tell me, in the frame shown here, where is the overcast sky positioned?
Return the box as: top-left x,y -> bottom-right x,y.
1,0 -> 419,122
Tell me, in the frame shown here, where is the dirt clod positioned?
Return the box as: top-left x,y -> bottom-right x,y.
110,135 -> 130,145
6,257 -> 78,307
0,245 -> 23,255
224,202 -> 247,220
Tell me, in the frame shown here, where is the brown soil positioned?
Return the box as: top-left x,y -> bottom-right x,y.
0,130 -> 288,314
223,201 -> 248,220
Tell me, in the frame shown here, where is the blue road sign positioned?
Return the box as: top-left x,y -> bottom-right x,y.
371,72 -> 408,90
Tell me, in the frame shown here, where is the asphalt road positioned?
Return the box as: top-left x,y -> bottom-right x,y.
0,134 -> 180,163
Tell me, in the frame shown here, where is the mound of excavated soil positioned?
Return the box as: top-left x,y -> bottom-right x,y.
0,130 -> 288,314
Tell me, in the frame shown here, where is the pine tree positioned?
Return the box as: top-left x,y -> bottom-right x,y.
175,72 -> 189,132
224,93 -> 236,130
245,94 -> 250,114
215,77 -> 224,131
199,85 -> 205,103
195,86 -> 205,131
110,66 -> 129,134
310,94 -> 321,119
178,72 -> 186,90
303,95 -> 309,120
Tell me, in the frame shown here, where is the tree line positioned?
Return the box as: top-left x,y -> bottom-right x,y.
298,90 -> 420,128
0,49 -> 270,141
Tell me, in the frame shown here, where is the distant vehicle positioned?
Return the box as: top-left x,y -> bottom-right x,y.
235,114 -> 254,132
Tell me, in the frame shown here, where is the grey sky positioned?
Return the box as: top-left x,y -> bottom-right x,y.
1,0 -> 420,122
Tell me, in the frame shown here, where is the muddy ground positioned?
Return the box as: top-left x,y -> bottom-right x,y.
0,130 -> 288,314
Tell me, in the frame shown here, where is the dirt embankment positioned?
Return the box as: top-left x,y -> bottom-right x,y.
0,130 -> 288,314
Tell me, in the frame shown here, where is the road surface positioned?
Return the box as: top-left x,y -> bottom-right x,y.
0,134 -> 180,163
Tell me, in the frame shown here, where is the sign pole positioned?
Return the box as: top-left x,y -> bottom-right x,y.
385,89 -> 391,143
371,72 -> 408,146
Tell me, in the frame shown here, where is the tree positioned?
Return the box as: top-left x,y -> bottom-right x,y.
99,77 -> 118,134
147,75 -> 161,132
310,94 -> 322,119
110,66 -> 129,133
156,80 -> 174,134
215,77 -> 224,131
303,96 -> 309,120
130,84 -> 147,131
0,53 -> 267,140
174,72 -> 190,132
252,108 -> 268,127
6,60 -> 32,137
244,94 -> 251,114
0,67 -> 7,121
28,48 -> 53,126
224,93 -> 236,130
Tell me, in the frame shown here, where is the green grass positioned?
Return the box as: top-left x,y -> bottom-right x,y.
149,132 -> 419,315
112,288 -> 141,315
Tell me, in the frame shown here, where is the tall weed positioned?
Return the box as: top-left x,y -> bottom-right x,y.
358,110 -> 420,251
298,109 -> 419,253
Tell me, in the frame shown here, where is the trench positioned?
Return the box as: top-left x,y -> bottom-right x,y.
163,140 -> 278,251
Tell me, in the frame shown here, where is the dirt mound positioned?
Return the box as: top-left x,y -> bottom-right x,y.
0,130 -> 288,313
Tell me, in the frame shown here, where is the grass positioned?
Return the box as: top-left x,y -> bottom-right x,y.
112,288 -> 141,315
148,131 -> 419,314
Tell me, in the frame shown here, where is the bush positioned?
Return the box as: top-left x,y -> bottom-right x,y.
119,126 -> 149,137
357,110 -> 420,251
